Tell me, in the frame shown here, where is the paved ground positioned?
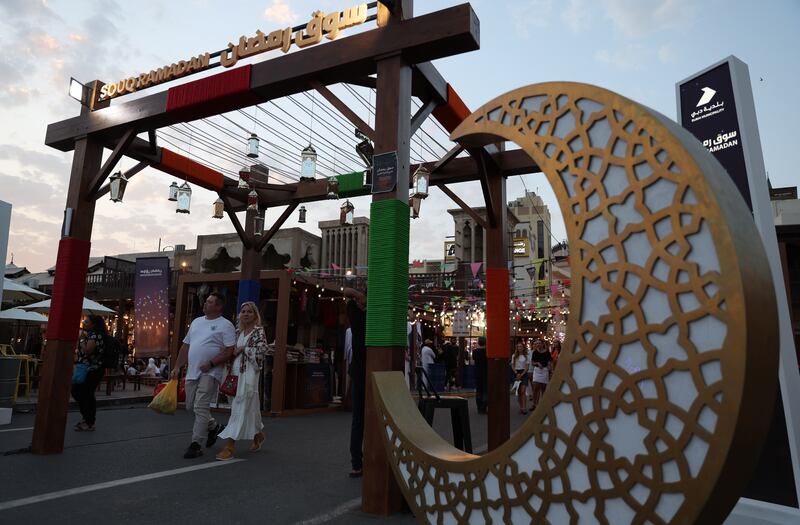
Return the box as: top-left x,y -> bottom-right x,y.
0,390 -> 533,524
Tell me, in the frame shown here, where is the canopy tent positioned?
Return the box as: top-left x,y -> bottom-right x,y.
1,279 -> 49,302
22,297 -> 115,316
0,308 -> 48,323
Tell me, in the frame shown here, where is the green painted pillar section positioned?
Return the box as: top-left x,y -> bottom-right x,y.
366,199 -> 409,346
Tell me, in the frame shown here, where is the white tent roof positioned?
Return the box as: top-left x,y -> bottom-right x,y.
2,278 -> 49,301
22,297 -> 115,316
0,308 -> 48,323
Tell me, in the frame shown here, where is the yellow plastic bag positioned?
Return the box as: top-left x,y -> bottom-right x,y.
148,379 -> 178,415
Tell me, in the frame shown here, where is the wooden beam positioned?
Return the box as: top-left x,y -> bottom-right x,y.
220,195 -> 251,249
468,147 -> 498,228
438,184 -> 489,230
311,80 -> 376,142
94,161 -> 149,200
148,129 -> 157,153
410,99 -> 437,136
431,144 -> 464,173
88,128 -> 136,196
46,4 -> 479,151
413,62 -> 448,103
256,202 -> 299,252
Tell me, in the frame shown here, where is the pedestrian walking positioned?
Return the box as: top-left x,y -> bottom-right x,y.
344,287 -> 367,478
530,339 -> 552,409
473,336 -> 487,414
215,301 -> 268,460
512,342 -> 529,414
171,292 -> 236,459
420,339 -> 436,389
71,315 -> 108,432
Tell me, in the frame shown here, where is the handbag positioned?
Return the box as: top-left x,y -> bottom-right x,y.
510,379 -> 521,395
72,363 -> 90,384
219,371 -> 238,396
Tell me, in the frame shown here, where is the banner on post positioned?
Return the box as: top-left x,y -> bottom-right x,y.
134,257 -> 170,358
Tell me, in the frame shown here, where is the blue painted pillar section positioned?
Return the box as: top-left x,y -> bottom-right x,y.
237,279 -> 261,312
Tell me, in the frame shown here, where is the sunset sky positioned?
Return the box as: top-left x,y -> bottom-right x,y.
1,0 -> 797,272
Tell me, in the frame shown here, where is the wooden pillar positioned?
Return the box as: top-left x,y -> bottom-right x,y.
32,126 -> 101,455
171,275 -> 189,364
362,6 -> 413,512
484,165 -> 510,451
270,271 -> 290,414
238,208 -> 261,309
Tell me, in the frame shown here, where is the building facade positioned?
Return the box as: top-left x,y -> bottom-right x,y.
318,217 -> 369,275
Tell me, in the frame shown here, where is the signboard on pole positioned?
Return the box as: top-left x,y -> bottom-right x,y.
678,56 -> 800,520
371,151 -> 398,194
134,257 -> 170,358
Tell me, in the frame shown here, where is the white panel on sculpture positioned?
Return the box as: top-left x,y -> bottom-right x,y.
700,359 -> 722,387
511,436 -> 542,472
553,110 -> 576,138
611,138 -> 628,158
587,117 -> 612,149
663,370 -> 698,413
560,167 -> 578,197
684,435 -> 710,478
616,340 -> 648,373
641,286 -> 670,325
662,459 -> 681,483
686,220 -> 721,274
520,95 -> 547,114
572,357 -> 600,389
688,314 -> 727,353
574,498 -> 601,524
665,413 -> 684,441
547,502 -> 570,524
576,98 -> 604,122
611,193 -> 643,233
623,231 -> 651,268
483,471 -> 500,502
698,405 -> 718,434
678,291 -> 701,312
567,458 -> 592,493
631,483 -> 651,505
603,164 -> 629,198
655,492 -> 685,522
604,497 -> 636,525
581,277 -> 610,326
633,161 -> 653,181
485,505 -> 503,524
604,409 -> 648,463
582,213 -> 610,244
643,178 -> 678,213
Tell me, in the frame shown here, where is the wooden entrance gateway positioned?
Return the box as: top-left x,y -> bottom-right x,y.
37,0 -> 538,516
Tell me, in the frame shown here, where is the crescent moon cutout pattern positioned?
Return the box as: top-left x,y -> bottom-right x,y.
371,83 -> 778,525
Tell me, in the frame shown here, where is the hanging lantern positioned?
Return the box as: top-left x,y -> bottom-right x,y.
253,214 -> 264,236
410,195 -> 422,219
176,182 -> 192,214
300,144 -> 317,180
355,131 -> 374,168
212,197 -> 224,219
326,177 -> 339,199
238,165 -> 251,189
412,165 -> 430,199
247,133 -> 259,158
247,189 -> 259,211
108,171 -> 128,203
363,168 -> 372,187
340,199 -> 354,225
168,181 -> 179,201
298,205 -> 307,223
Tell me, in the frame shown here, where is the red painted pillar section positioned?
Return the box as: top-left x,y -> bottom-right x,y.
32,132 -> 100,454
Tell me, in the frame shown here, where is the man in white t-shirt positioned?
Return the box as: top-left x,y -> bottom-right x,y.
171,292 -> 236,459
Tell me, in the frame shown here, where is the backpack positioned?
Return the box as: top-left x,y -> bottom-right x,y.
103,336 -> 123,369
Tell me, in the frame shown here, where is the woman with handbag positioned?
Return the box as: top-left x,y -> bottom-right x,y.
511,342 -> 529,414
216,301 -> 268,460
71,315 -> 108,431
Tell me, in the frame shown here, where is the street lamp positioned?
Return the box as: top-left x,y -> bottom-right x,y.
340,199 -> 354,225
412,165 -> 430,199
247,189 -> 259,211
253,214 -> 264,236
68,77 -> 88,105
247,133 -> 260,158
326,177 -> 339,199
298,205 -> 307,223
300,144 -> 317,181
168,181 -> 179,201
238,165 -> 251,189
108,171 -> 128,203
176,182 -> 192,213
212,198 -> 224,219
410,195 -> 422,219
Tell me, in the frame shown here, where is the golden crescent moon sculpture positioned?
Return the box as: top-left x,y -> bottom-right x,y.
371,82 -> 779,524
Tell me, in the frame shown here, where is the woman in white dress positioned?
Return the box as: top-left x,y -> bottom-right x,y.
216,301 -> 268,461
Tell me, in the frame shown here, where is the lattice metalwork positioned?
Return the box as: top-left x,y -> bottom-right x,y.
371,82 -> 779,525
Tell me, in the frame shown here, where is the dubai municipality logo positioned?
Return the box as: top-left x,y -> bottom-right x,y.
696,86 -> 716,107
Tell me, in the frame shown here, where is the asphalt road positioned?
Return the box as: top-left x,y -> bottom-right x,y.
0,392 -> 532,524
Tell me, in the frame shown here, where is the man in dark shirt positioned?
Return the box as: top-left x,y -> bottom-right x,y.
473,336 -> 488,414
344,287 -> 367,477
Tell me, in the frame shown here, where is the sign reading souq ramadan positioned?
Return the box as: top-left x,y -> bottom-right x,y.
95,3 -> 369,105
677,59 -> 751,209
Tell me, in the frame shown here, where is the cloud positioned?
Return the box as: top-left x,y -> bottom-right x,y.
561,0 -> 591,33
511,0 -> 553,38
0,0 -> 62,22
601,0 -> 696,38
263,0 -> 298,25
594,44 -> 646,69
657,44 -> 677,63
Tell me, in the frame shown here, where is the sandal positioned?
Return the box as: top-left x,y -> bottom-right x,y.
348,469 -> 363,478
